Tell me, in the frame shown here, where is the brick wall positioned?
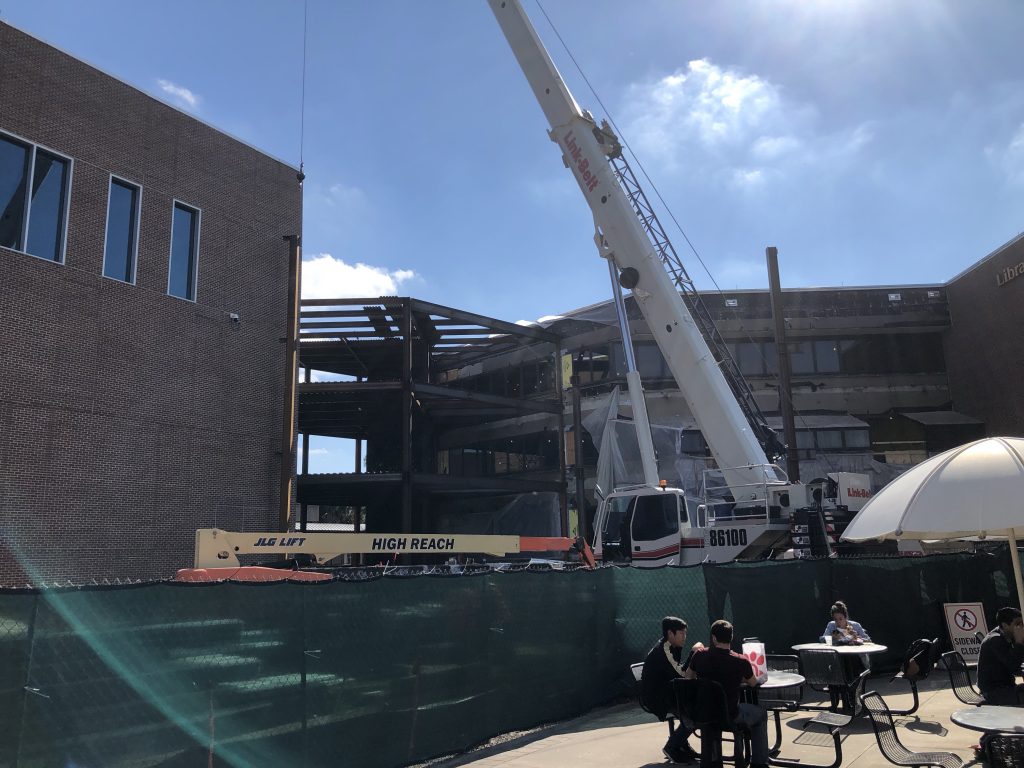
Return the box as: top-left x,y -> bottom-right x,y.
0,22 -> 302,584
944,234 -> 1024,437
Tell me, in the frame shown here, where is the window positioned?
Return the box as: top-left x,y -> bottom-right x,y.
0,132 -> 71,262
103,177 -> 140,282
736,341 -> 765,376
789,341 -> 815,374
636,342 -> 668,379
815,430 -> 844,450
814,340 -> 840,373
168,201 -> 200,300
632,494 -> 679,541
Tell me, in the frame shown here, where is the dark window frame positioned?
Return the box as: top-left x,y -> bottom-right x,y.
0,129 -> 72,264
102,175 -> 142,284
167,200 -> 201,301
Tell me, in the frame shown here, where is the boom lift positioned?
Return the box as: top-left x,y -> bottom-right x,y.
487,0 -> 870,565
175,529 -> 595,581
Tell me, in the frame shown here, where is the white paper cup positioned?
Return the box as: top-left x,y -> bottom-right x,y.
824,635 -> 833,645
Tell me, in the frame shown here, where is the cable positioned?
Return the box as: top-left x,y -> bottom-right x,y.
298,0 -> 309,182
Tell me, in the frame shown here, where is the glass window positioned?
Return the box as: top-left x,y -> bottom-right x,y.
25,150 -> 69,261
814,340 -> 840,373
736,341 -> 765,376
0,135 -> 30,250
168,202 -> 199,300
815,430 -> 843,450
680,431 -> 706,454
789,341 -> 814,374
795,430 -> 814,450
636,342 -> 667,379
845,429 -> 871,449
103,178 -> 140,282
763,341 -> 779,375
632,494 -> 679,541
608,342 -> 627,378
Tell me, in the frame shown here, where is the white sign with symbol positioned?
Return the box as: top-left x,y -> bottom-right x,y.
943,602 -> 989,664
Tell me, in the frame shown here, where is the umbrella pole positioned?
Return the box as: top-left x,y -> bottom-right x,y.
1010,530 -> 1024,609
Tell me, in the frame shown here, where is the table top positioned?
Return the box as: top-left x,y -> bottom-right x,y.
759,671 -> 805,689
951,706 -> 1024,733
792,642 -> 887,654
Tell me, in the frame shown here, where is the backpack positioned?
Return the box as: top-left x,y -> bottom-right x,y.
901,638 -> 934,681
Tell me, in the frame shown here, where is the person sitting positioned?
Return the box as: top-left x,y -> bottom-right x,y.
684,619 -> 770,768
641,616 -> 700,763
977,606 -> 1024,706
821,600 -> 870,646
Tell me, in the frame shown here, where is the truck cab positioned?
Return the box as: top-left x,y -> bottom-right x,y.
592,470 -> 799,567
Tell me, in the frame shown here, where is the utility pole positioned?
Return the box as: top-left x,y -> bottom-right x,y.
279,234 -> 302,531
766,246 -> 800,481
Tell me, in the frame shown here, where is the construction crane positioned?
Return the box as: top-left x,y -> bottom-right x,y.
487,0 -> 871,565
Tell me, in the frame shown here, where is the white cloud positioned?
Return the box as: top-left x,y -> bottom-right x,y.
713,258 -> 769,288
319,182 -> 366,209
301,253 -> 416,300
987,123 -> 1024,186
157,79 -> 200,110
307,448 -> 329,456
622,59 -> 872,185
731,168 -> 765,189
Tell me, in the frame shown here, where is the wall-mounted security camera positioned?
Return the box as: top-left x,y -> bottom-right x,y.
229,313 -> 241,323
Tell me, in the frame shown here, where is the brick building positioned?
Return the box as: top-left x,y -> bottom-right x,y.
0,22 -> 302,584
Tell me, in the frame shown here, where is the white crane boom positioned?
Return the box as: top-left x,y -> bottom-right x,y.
487,0 -> 779,499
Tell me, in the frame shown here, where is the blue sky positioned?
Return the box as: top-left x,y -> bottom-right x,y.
6,0 -> 1024,472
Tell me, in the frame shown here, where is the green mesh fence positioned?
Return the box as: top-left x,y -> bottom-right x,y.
0,551 -> 1017,768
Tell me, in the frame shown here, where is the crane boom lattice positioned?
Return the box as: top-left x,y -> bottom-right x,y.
607,150 -> 783,460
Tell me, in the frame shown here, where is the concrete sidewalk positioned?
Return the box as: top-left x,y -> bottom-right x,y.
429,676 -> 984,768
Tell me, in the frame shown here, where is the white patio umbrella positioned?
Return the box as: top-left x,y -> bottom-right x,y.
841,436 -> 1024,607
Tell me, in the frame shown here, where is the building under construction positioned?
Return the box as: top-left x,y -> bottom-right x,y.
296,298 -> 568,542
294,232 -> 1024,542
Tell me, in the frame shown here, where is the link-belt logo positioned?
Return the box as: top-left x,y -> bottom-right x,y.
255,536 -> 307,547
563,129 -> 599,193
846,488 -> 872,498
371,536 -> 456,551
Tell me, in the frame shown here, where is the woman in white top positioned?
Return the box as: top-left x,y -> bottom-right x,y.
821,600 -> 870,646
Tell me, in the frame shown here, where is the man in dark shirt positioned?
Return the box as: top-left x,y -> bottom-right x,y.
978,606 -> 1024,705
684,619 -> 769,768
641,616 -> 700,763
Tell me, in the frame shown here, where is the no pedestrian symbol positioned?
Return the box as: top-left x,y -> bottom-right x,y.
956,609 -> 978,631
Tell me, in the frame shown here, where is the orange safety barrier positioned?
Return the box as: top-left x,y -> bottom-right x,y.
174,566 -> 332,583
519,536 -> 596,568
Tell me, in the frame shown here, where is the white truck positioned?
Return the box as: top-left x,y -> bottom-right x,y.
487,0 -> 872,565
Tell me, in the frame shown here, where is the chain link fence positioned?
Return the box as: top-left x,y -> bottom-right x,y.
0,550 -> 1015,768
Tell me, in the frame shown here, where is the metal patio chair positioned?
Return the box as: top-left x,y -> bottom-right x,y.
940,651 -> 984,706
673,677 -> 750,768
860,691 -> 963,768
631,662 -> 679,741
888,637 -> 941,716
798,648 -> 870,718
987,734 -> 1024,768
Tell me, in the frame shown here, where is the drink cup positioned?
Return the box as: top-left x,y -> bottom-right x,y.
823,635 -> 833,645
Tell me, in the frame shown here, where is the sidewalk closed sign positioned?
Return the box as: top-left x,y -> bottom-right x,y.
943,602 -> 989,664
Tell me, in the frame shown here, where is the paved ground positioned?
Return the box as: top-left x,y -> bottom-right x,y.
428,675 -> 986,768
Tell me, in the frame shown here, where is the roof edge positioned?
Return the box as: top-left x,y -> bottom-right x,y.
1,19 -> 300,172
